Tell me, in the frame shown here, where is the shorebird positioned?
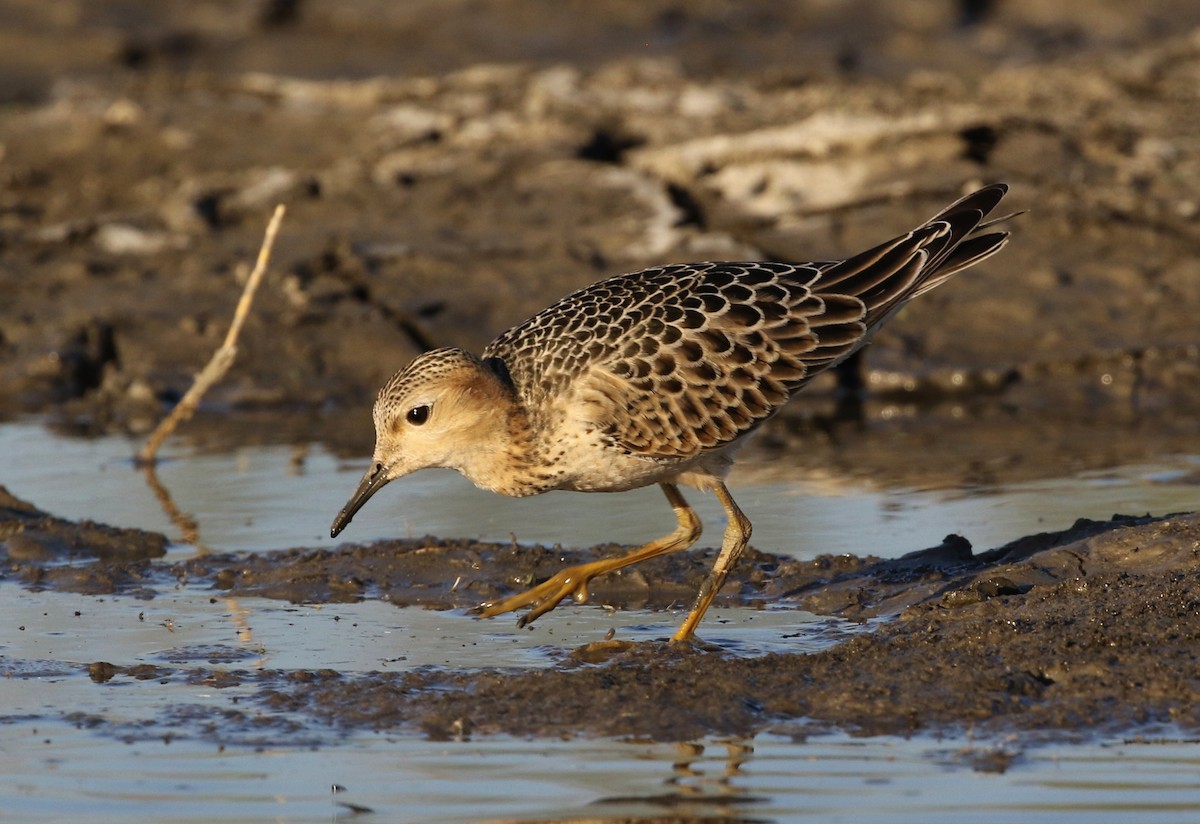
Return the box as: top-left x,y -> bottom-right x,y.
331,183 -> 1013,641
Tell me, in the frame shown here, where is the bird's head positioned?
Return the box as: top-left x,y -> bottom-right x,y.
330,347 -> 516,537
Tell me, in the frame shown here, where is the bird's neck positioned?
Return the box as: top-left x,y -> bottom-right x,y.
453,390 -> 552,498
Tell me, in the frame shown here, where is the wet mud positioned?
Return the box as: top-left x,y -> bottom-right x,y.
4,484 -> 1199,745
0,485 -> 165,596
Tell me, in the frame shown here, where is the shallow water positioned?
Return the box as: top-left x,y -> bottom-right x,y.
3,421 -> 1197,559
2,419 -> 1200,822
6,720 -> 1200,823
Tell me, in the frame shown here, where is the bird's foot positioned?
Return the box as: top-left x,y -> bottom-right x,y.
475,564 -> 597,628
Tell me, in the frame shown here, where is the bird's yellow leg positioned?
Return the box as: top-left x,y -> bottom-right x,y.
672,482 -> 751,642
476,482 -> 701,628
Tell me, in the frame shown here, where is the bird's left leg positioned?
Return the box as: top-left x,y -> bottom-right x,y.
672,481 -> 751,642
476,482 -> 702,628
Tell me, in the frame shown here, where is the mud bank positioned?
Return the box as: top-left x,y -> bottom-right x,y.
232,511 -> 1200,741
4,484 -> 1198,744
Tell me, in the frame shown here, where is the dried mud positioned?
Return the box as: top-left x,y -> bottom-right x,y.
2,1 -> 1200,751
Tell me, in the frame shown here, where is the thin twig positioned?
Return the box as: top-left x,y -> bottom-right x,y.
136,204 -> 287,464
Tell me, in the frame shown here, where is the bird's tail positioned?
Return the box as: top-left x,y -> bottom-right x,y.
816,183 -> 1013,328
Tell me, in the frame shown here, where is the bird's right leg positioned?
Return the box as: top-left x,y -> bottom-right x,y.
475,482 -> 702,628
671,481 -> 751,642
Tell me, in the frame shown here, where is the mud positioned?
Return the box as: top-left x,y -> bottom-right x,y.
4,483 -> 1200,744
0,484 -> 165,596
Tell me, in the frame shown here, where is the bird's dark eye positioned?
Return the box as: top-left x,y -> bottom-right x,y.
406,405 -> 431,426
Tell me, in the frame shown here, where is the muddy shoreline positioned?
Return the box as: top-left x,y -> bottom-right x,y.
4,483 -> 1198,745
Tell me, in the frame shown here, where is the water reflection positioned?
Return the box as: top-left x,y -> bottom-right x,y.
587,739 -> 761,821
0,420 -> 1197,563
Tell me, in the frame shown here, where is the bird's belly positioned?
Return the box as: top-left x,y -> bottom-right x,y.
541,429 -> 747,494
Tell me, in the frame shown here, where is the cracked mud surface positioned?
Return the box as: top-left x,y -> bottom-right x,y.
2,0 -> 1200,758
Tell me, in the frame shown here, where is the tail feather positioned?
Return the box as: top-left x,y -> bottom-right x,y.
909,230 -> 1009,299
815,183 -> 1012,327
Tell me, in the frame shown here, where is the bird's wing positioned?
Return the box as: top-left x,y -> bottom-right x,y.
570,260 -> 862,461
486,184 -> 1012,461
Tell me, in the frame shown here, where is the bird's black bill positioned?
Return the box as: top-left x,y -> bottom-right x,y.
330,462 -> 391,538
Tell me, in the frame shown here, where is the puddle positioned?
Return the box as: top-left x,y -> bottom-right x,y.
2,421 -> 1196,560
4,723 -> 1200,823
2,419 -> 1200,821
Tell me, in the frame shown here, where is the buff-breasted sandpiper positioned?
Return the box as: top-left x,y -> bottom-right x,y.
331,183 -> 1014,641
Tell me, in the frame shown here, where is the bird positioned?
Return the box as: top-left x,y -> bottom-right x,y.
330,183 -> 1014,641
